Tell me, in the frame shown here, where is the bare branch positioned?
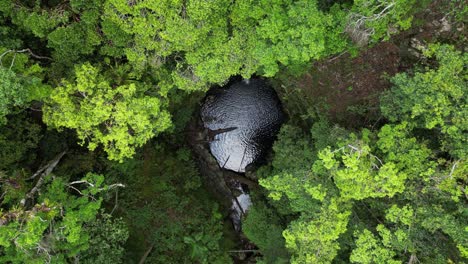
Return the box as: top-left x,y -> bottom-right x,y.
0,48 -> 52,67
21,151 -> 67,206
107,183 -> 126,190
0,50 -> 13,67
14,49 -> 52,61
110,189 -> 119,215
408,253 -> 420,264
28,163 -> 51,180
228,250 -> 259,253
448,160 -> 459,179
68,180 -> 125,192
67,185 -> 97,201
69,180 -> 95,187
138,243 -> 154,264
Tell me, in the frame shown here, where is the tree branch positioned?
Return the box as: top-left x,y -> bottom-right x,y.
448,160 -> 459,179
15,49 -> 52,61
0,48 -> 52,67
21,151 -> 67,206
138,243 -> 154,264
68,180 -> 125,191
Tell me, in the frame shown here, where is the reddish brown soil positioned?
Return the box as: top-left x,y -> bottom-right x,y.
274,40 -> 400,128
274,0 -> 466,129
300,42 -> 399,123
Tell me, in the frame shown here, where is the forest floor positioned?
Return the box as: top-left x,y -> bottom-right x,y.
273,0 -> 466,129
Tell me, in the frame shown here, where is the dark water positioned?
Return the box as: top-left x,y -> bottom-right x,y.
200,78 -> 285,173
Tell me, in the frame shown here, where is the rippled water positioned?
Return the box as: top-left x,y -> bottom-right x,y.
200,78 -> 285,172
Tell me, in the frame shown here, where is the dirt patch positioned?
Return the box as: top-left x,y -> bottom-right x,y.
274,41 -> 401,128
300,42 -> 398,126
274,0 -> 466,129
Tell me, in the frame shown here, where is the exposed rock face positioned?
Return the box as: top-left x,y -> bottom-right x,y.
187,78 -> 284,234
186,115 -> 233,209
187,78 -> 284,249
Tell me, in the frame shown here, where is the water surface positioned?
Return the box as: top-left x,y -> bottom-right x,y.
200,79 -> 285,172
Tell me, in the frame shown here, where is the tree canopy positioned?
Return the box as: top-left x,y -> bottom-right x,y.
0,0 -> 465,263
43,63 -> 171,161
252,44 -> 467,263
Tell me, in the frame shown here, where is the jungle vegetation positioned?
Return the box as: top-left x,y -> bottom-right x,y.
0,0 -> 466,263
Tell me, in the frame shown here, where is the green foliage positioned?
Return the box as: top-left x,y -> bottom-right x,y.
316,142 -> 405,200
48,0 -> 103,63
257,125 -> 325,214
381,44 -> 468,158
103,0 -> 236,89
269,125 -> 316,171
351,198 -> 468,263
1,2 -> 67,39
183,223 -> 226,264
257,124 -> 351,262
0,14 -> 21,49
418,204 -> 468,260
43,63 -> 172,161
347,0 -> 422,44
0,114 -> 42,171
1,0 -> 104,66
0,67 -> 26,123
109,144 -> 231,263
243,198 -> 290,263
103,0 -> 349,90
350,229 -> 400,264
0,49 -> 50,124
350,205 -> 417,263
431,159 -> 467,203
283,198 -> 352,264
0,0 -> 466,263
449,0 -> 468,23
231,0 -> 348,76
376,122 -> 436,180
0,173 -> 126,263
79,213 -> 129,264
256,112 -> 467,263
